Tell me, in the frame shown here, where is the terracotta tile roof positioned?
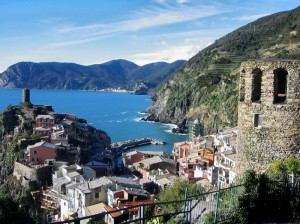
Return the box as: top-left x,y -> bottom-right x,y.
119,200 -> 153,208
104,205 -> 122,217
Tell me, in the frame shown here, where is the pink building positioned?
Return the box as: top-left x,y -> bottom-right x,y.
27,141 -> 57,165
36,115 -> 54,128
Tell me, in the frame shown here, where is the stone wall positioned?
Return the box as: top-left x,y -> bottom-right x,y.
236,60 -> 300,173
13,162 -> 52,189
13,162 -> 38,190
13,162 -> 37,181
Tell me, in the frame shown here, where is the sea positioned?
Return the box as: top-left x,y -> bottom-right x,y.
0,88 -> 187,154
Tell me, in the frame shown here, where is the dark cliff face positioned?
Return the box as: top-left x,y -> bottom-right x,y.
0,60 -> 186,93
146,6 -> 300,135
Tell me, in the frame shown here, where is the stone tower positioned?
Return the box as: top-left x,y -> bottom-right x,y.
236,59 -> 300,173
22,88 -> 30,103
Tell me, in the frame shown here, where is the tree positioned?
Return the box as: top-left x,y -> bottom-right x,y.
266,159 -> 288,180
241,169 -> 300,223
158,178 -> 204,214
206,169 -> 300,223
284,157 -> 300,176
266,156 -> 300,181
0,194 -> 35,224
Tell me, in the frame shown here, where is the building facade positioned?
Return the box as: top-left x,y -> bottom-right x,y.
27,141 -> 57,165
36,114 -> 55,128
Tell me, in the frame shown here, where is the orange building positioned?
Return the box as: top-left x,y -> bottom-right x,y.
173,142 -> 191,161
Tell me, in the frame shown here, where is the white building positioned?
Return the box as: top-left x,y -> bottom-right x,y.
74,177 -> 113,217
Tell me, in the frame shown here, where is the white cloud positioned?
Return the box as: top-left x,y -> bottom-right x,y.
153,0 -> 165,4
48,31 -> 123,48
161,40 -> 167,45
49,3 -> 227,48
128,39 -> 214,65
176,0 -> 189,4
149,28 -> 231,40
153,0 -> 189,5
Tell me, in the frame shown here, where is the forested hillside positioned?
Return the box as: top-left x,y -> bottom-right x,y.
147,6 -> 300,134
0,60 -> 186,94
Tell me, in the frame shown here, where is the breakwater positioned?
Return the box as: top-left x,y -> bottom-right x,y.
111,138 -> 165,150
102,138 -> 166,169
109,138 -> 165,157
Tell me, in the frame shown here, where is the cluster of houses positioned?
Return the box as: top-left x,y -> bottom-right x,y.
16,108 -> 111,166
14,158 -> 156,223
47,148 -> 181,222
173,127 -> 238,186
16,113 -> 238,223
11,90 -> 239,223
123,150 -> 177,190
10,99 -> 172,223
52,162 -> 155,223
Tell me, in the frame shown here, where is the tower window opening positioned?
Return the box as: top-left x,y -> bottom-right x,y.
254,114 -> 262,128
273,68 -> 287,103
251,68 -> 262,102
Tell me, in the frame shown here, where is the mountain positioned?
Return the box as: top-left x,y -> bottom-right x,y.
146,6 -> 300,134
0,59 -> 186,93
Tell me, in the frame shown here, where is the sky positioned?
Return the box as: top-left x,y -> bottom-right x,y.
0,0 -> 299,72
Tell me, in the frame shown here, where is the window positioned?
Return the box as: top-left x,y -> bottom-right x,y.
273,68 -> 288,103
95,192 -> 99,198
251,68 -> 262,102
254,114 -> 263,127
34,150 -> 37,154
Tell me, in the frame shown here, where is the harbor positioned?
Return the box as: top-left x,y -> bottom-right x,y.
110,138 -> 165,155
101,138 -> 166,169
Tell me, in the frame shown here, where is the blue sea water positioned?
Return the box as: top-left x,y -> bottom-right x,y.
0,89 -> 187,154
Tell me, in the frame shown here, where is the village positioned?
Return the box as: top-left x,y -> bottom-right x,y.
8,89 -> 238,223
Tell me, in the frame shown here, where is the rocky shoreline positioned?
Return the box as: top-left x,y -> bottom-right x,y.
140,114 -> 187,134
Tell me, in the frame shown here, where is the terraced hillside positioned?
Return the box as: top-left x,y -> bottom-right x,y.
147,6 -> 300,134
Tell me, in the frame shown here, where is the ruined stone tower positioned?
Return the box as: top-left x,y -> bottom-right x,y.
22,88 -> 30,103
19,88 -> 32,109
236,59 -> 300,173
